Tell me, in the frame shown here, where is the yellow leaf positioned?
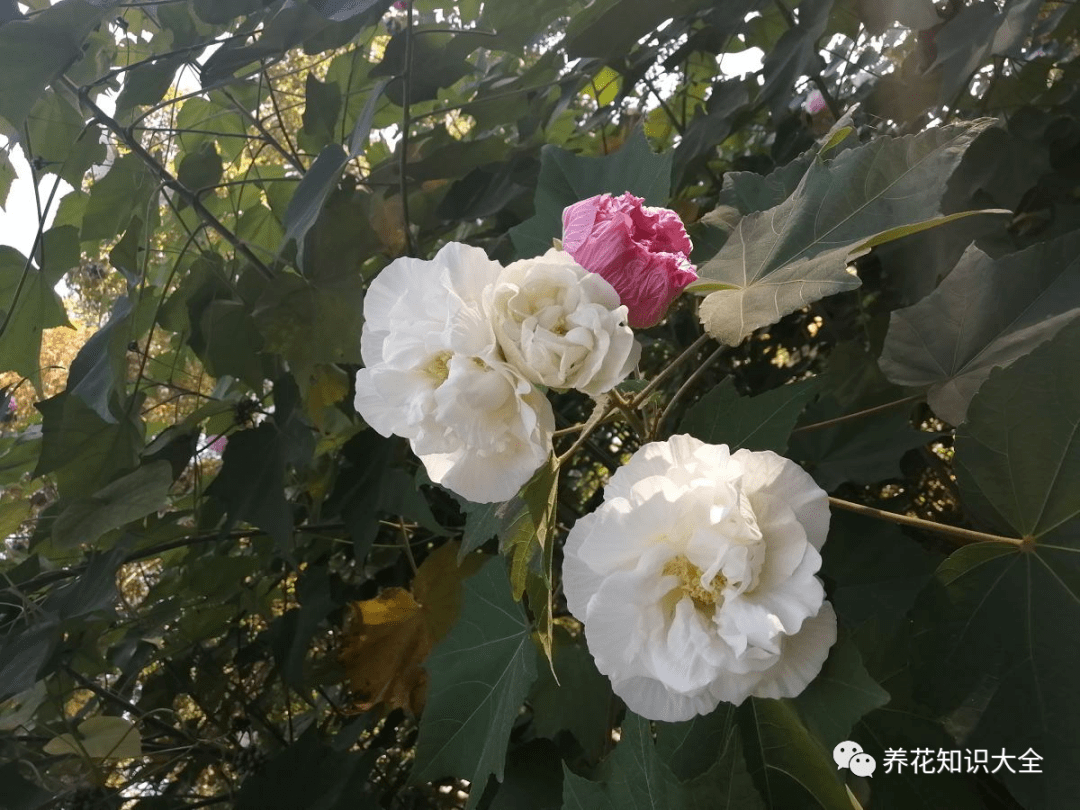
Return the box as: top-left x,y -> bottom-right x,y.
588,66 -> 621,107
341,541 -> 484,714
644,106 -> 672,140
44,716 -> 142,760
304,364 -> 350,429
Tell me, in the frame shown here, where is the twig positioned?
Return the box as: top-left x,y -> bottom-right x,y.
399,0 -> 417,256
630,332 -> 712,409
222,87 -> 305,173
65,76 -> 276,281
653,344 -> 726,438
791,394 -> 923,434
828,497 -> 1025,546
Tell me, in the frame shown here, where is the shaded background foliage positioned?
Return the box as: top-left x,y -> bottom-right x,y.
1,0 -> 1080,808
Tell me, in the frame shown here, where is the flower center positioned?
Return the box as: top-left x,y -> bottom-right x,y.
424,351 -> 452,386
662,554 -> 726,612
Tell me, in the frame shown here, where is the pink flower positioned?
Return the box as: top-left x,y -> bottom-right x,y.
561,192 -> 697,328
806,90 -> 826,114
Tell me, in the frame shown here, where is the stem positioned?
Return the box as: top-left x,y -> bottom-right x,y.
66,77 -> 276,281
610,389 -> 647,438
222,87 -> 305,173
653,344 -> 726,438
828,497 -> 1024,546
399,0 -> 416,256
398,517 -> 419,575
791,394 -> 923,434
630,332 -> 712,409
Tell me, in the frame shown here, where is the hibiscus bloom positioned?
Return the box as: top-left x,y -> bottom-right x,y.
562,435 -> 836,721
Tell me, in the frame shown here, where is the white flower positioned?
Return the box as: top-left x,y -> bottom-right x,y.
485,249 -> 640,396
353,242 -> 555,503
562,435 -> 836,722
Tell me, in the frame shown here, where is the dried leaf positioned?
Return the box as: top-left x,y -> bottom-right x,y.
341,541 -> 484,714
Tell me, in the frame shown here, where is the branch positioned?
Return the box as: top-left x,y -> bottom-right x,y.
828,497 -> 1025,546
791,394 -> 924,434
399,0 -> 417,256
64,77 -> 277,281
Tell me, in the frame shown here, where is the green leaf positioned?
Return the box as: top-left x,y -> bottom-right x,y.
24,90 -> 105,187
51,461 -> 173,549
235,729 -> 377,810
566,713 -> 684,810
880,229 -> 1080,425
34,391 -> 144,501
509,129 -> 673,259
81,154 -> 158,242
412,558 -> 537,808
529,625 -> 613,762
605,713 -> 683,810
758,0 -> 834,118
654,705 -> 765,809
66,293 -> 155,423
0,759 -> 52,810
205,423 -> 293,549
0,245 -> 70,394
298,73 -> 342,154
820,512 -> 940,630
0,150 -> 15,210
177,141 -> 224,195
114,54 -> 185,122
281,144 -> 347,267
790,635 -> 889,752
198,299 -> 267,389
680,377 -> 822,454
489,740 -> 563,810
909,319 -> 1080,808
0,0 -> 104,130
956,314 -> 1080,538
695,121 -> 993,345
562,764 -> 614,810
253,272 -> 365,384
44,716 -> 142,760
738,698 -> 850,810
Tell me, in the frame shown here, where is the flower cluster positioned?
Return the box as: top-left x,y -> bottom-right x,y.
353,243 -> 639,503
562,435 -> 836,721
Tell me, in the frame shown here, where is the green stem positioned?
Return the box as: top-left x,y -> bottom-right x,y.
791,394 -> 923,433
828,497 -> 1024,546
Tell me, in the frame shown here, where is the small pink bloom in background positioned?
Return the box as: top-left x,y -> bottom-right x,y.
209,435 -> 228,454
392,0 -> 407,8
562,192 -> 697,329
806,90 -> 826,114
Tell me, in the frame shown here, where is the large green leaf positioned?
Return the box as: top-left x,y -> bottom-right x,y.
820,512 -> 940,630
509,130 -> 673,259
0,0 -> 104,130
910,318 -> 1080,809
81,154 -> 159,243
879,229 -> 1080,426
412,558 -> 537,808
693,120 -> 995,345
790,635 -> 889,753
51,461 -> 173,549
34,391 -> 144,501
680,377 -> 821,454
24,90 -> 105,187
529,626 -> 613,762
737,698 -> 850,810
655,706 -> 765,810
0,245 -> 71,393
